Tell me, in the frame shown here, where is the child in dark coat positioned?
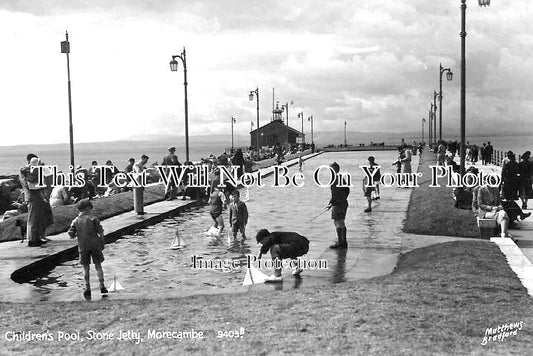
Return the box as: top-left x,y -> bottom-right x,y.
256,229 -> 310,282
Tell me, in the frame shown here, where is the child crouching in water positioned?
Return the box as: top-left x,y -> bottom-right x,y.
229,190 -> 248,245
68,199 -> 107,299
256,229 -> 310,282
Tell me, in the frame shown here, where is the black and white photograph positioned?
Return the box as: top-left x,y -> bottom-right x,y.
0,0 -> 532,354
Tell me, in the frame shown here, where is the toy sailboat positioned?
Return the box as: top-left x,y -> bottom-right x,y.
167,229 -> 185,250
107,275 -> 125,292
242,265 -> 269,286
205,226 -> 220,236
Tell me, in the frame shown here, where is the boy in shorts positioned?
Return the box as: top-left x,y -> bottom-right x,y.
68,199 -> 108,299
229,190 -> 248,244
363,156 -> 381,212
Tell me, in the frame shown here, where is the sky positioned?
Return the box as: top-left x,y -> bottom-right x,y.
0,0 -> 532,146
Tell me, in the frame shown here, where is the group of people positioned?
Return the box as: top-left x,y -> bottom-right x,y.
465,141 -> 494,165
453,149 -> 533,241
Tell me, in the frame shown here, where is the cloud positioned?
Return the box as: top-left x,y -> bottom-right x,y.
0,0 -> 532,146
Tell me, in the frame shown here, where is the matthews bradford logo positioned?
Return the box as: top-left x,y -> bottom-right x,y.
481,321 -> 523,345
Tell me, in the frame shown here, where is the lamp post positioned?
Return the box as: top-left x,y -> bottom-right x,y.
459,0 -> 491,176
429,106 -> 433,147
433,91 -> 438,145
231,116 -> 236,151
422,118 -> 426,144
169,47 -> 190,162
344,121 -> 347,145
439,64 -> 453,141
60,31 -> 75,170
249,87 -> 260,153
297,111 -> 305,145
281,102 -> 289,146
308,115 -> 314,146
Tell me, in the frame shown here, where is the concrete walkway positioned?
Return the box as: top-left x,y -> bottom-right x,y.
302,153 -> 474,284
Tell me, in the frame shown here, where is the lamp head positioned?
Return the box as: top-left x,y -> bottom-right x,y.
249,92 -> 254,101
169,59 -> 178,72
446,71 -> 453,81
478,0 -> 490,7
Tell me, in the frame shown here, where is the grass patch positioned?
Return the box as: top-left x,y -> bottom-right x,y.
0,185 -> 166,243
403,151 -> 478,237
0,240 -> 531,355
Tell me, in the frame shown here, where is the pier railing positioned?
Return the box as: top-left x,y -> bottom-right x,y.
490,149 -> 506,166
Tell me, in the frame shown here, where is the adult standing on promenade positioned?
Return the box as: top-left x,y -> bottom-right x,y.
436,141 -> 446,166
326,162 -> 349,249
231,148 -> 245,178
133,155 -> 149,215
501,151 -> 519,202
162,146 -> 180,201
518,151 -> 532,210
19,154 -> 53,247
486,142 -> 494,165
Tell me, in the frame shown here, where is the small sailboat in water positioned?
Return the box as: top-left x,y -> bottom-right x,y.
167,228 -> 185,250
107,275 -> 125,292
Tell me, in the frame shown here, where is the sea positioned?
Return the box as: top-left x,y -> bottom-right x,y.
1,134 -> 531,176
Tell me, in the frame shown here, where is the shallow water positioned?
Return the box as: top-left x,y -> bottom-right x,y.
27,151 -> 402,301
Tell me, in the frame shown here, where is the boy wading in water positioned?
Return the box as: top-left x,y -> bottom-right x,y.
363,156 -> 381,212
326,162 -> 350,249
229,190 -> 248,245
68,199 -> 108,299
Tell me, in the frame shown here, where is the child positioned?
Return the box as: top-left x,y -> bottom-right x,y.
256,229 -> 310,282
228,190 -> 248,244
208,185 -> 226,233
68,199 -> 107,299
298,156 -> 304,172
363,156 -> 381,212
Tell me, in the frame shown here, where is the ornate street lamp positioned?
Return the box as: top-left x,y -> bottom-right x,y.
459,0 -> 491,176
297,111 -> 305,144
249,87 -> 260,152
439,64 -> 453,141
308,115 -> 314,146
422,118 -> 426,144
428,106 -> 433,147
169,47 -> 189,162
433,91 -> 438,144
281,102 -> 290,146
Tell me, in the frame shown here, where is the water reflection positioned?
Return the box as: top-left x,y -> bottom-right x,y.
23,151 -> 403,301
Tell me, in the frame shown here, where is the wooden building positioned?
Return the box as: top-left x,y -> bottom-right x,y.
250,101 -> 304,147
250,119 -> 303,147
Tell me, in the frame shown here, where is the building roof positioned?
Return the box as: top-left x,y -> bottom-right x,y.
249,119 -> 302,135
